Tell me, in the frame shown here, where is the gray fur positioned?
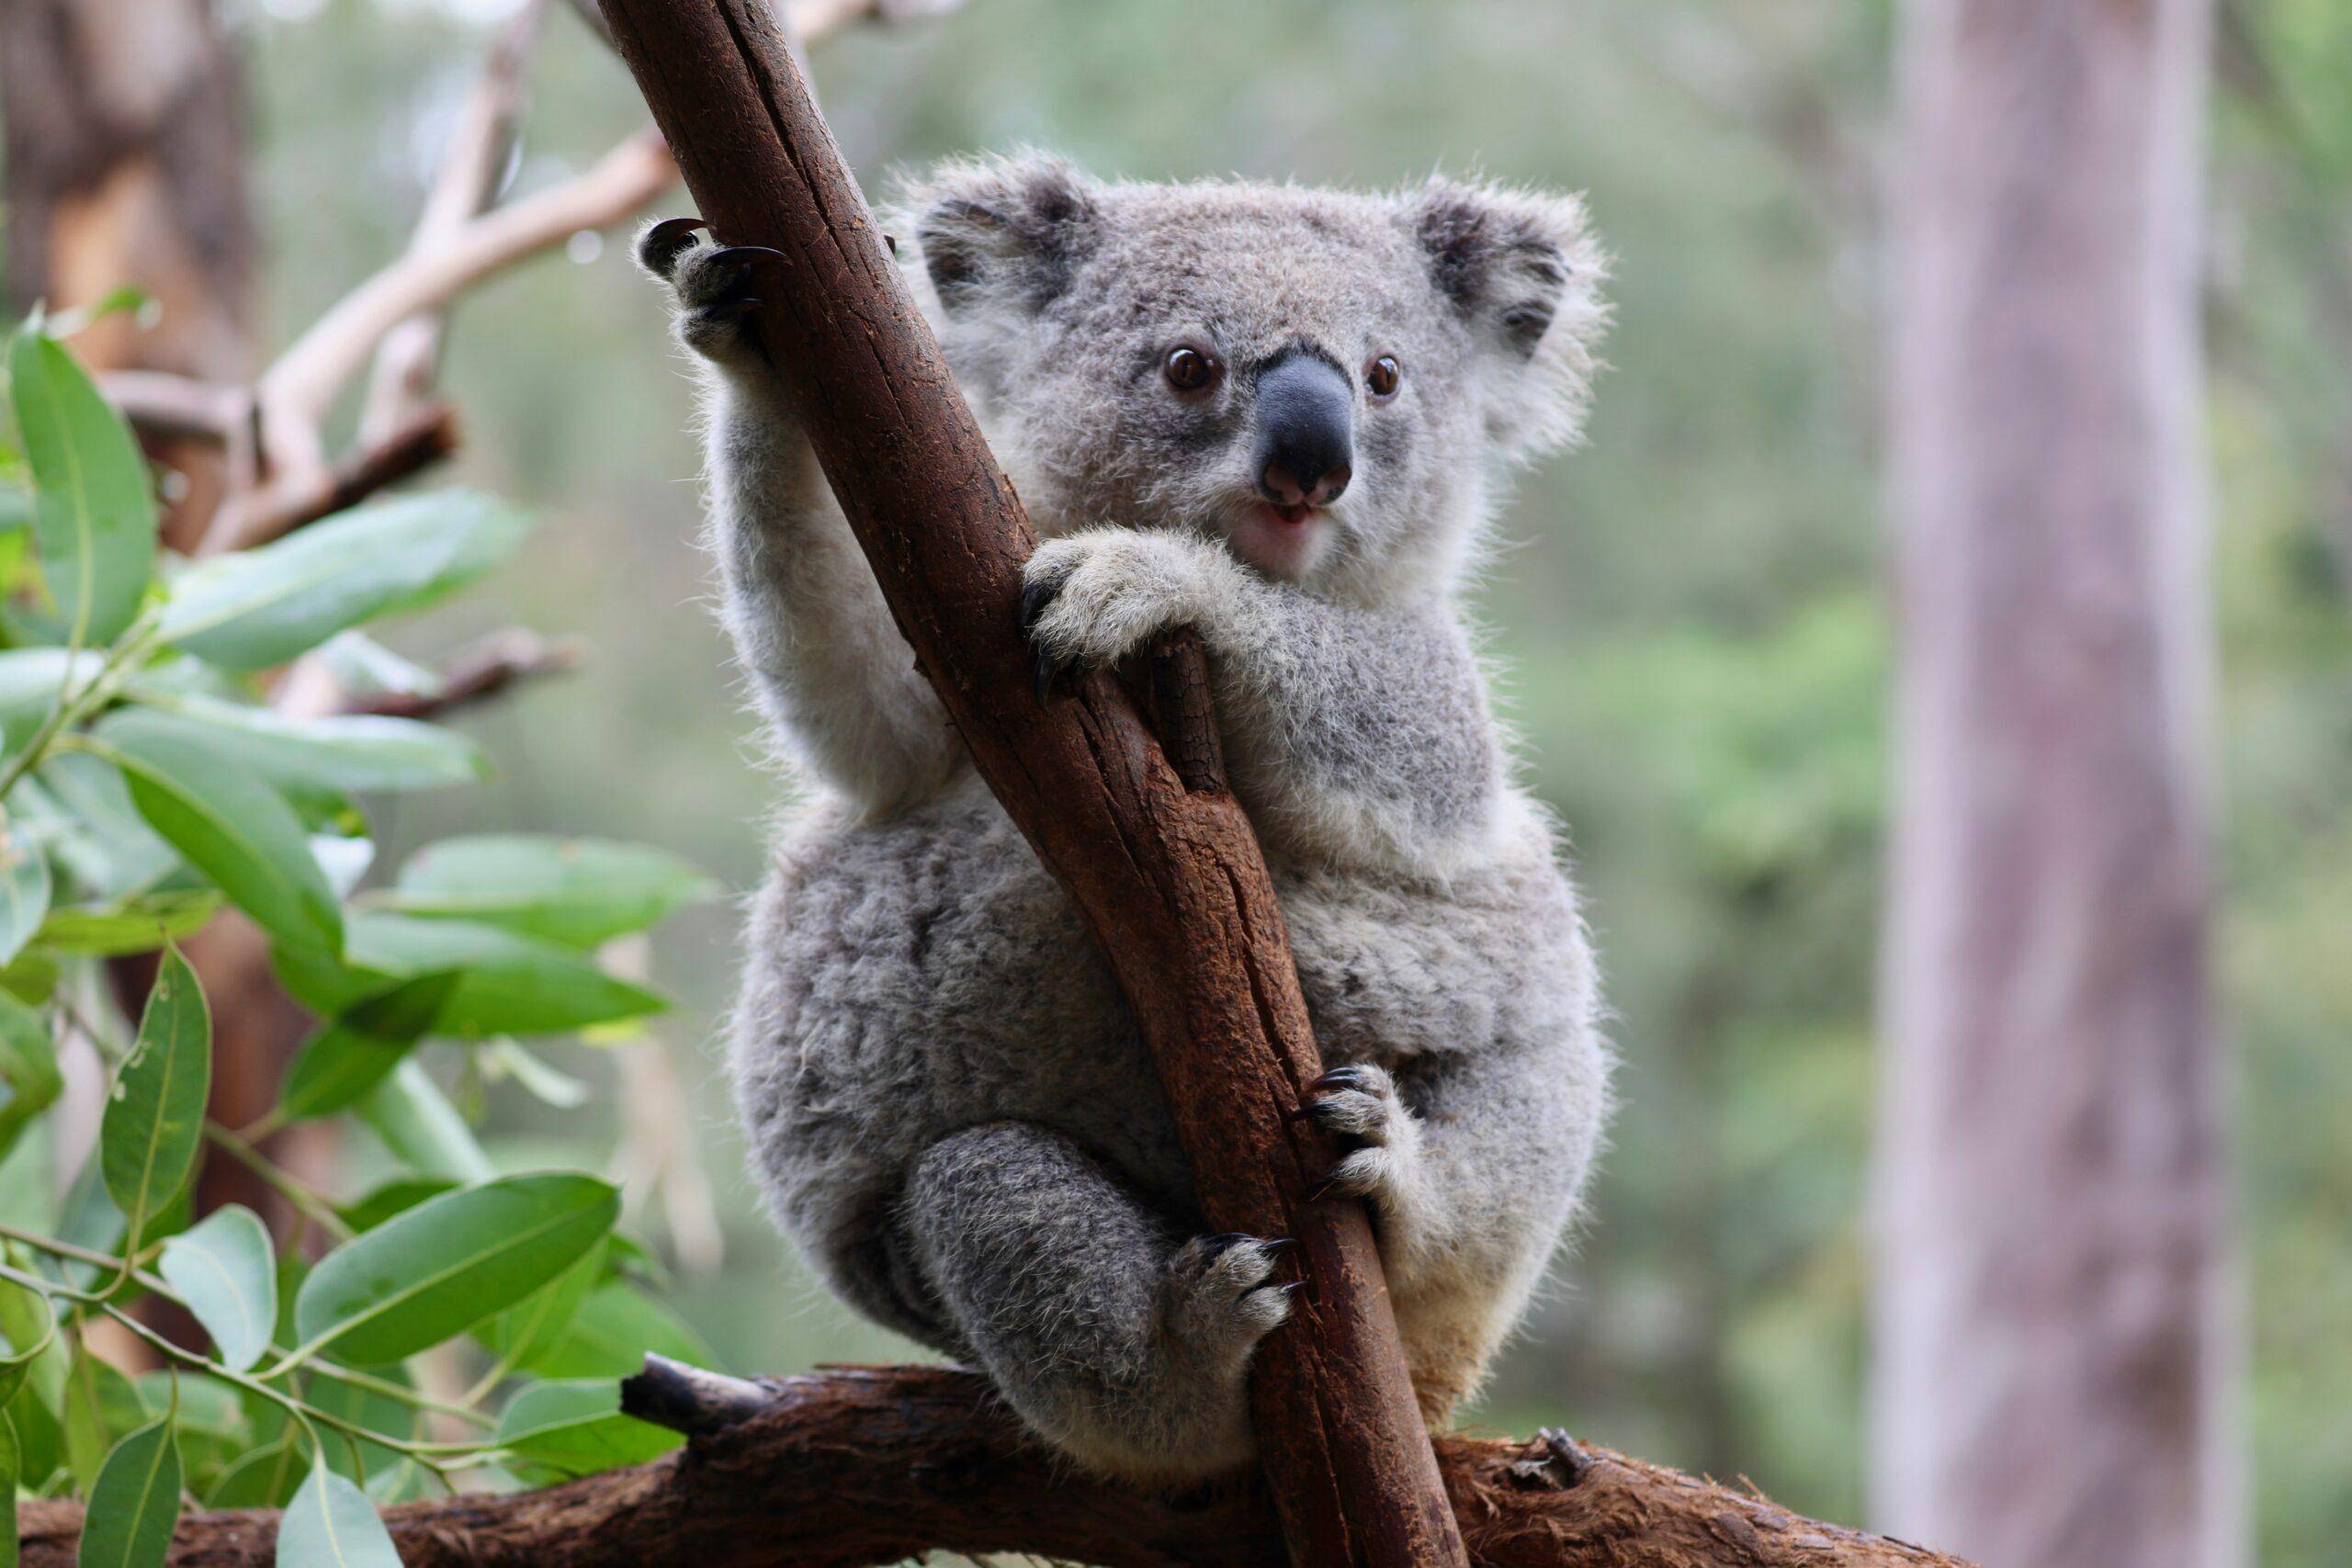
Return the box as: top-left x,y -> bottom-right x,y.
639,157 -> 1613,1482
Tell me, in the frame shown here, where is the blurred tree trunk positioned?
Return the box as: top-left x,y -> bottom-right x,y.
1877,3 -> 2239,1567
2,0 -> 255,546
1,0 -> 321,1241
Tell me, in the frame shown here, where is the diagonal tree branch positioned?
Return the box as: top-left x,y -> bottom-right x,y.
11,1362 -> 1976,1568
593,0 -> 1465,1560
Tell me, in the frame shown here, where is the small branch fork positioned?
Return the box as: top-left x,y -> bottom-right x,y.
12,1359 -> 1978,1568
95,0 -> 957,558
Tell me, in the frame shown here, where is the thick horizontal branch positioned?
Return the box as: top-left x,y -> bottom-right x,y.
12,1362 -> 1976,1568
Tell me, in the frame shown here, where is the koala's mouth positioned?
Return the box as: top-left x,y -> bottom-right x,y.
1229,499 -> 1335,581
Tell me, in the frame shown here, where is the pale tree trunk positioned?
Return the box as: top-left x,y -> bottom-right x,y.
1,0 -> 324,1241
1876,4 -> 2240,1567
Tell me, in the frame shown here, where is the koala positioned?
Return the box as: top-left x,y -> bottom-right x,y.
639,153 -> 1612,1483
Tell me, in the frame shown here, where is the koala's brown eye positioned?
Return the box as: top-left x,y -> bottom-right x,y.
1365,355 -> 1402,401
1163,344 -> 1218,392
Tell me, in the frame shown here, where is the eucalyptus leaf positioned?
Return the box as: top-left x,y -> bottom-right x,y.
31,891 -> 223,955
6,329 -> 154,648
61,1346 -> 143,1493
492,1377 -> 679,1473
98,710 -> 343,955
278,972 -> 458,1122
80,1416 -> 181,1568
354,1062 -> 492,1184
121,691 -> 487,793
158,491 -> 527,671
276,1461 -> 402,1568
0,838 -> 51,967
4,1376 -> 62,1494
523,1280 -> 717,1381
334,1176 -> 458,1235
0,648 -> 105,755
0,1276 -> 54,1410
205,1439 -> 300,1508
318,631 -> 440,699
474,1238 -> 604,1373
99,948 -> 209,1239
158,1205 -> 277,1372
277,912 -> 663,1039
292,1172 -> 617,1365
52,1154 -> 190,1294
1,1407 -> 19,1568
0,990 -> 61,1161
379,836 -> 717,948
24,755 -> 177,900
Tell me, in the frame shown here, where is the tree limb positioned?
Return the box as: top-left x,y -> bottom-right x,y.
335,629 -> 582,719
12,1362 -> 1977,1568
208,128 -> 679,552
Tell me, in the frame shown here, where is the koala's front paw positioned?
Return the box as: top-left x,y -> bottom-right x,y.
636,217 -> 783,370
1019,530 -> 1227,699
1161,1233 -> 1299,1368
1298,1064 -> 1426,1218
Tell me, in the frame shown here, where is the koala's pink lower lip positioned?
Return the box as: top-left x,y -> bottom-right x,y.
1263,502 -> 1316,528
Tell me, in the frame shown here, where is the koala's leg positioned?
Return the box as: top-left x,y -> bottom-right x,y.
898,1122 -> 1295,1482
1300,1042 -> 1604,1420
639,220 -> 965,815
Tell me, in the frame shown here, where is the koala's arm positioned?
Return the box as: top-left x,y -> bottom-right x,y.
1023,530 -> 1502,870
646,227 -> 966,814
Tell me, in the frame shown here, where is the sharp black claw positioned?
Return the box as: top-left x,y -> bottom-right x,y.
1017,574 -> 1058,635
1242,1279 -> 1308,1304
1021,576 -> 1071,703
1311,1066 -> 1371,1095
1261,1237 -> 1299,1256
639,216 -> 709,277
1202,1232 -> 1252,1258
705,243 -> 787,272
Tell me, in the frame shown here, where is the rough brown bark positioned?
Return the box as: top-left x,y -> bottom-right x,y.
14,1362 -> 1975,1568
592,2 -> 1465,1564
1877,2 -> 2237,1566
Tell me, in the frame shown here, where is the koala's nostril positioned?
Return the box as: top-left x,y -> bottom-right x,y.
1260,459 -> 1306,508
1314,464 -> 1351,504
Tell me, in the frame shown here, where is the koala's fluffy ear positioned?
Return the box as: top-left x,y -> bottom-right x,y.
902,153 -> 1102,318
1406,179 -> 1609,458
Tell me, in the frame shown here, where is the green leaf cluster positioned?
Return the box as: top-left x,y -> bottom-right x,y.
0,318 -> 714,1564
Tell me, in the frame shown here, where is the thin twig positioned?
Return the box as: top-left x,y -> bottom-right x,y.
339,629 -> 582,720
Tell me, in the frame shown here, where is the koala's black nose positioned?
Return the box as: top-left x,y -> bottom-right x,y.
1253,351 -> 1353,508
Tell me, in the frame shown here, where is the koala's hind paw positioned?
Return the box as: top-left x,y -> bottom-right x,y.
1163,1234 -> 1299,1365
638,218 -> 782,367
1297,1063 -> 1426,1213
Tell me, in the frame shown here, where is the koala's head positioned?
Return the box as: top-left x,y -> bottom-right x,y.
897,155 -> 1607,602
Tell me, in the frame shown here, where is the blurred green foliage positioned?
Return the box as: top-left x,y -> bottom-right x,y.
17,0 -> 2333,1556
